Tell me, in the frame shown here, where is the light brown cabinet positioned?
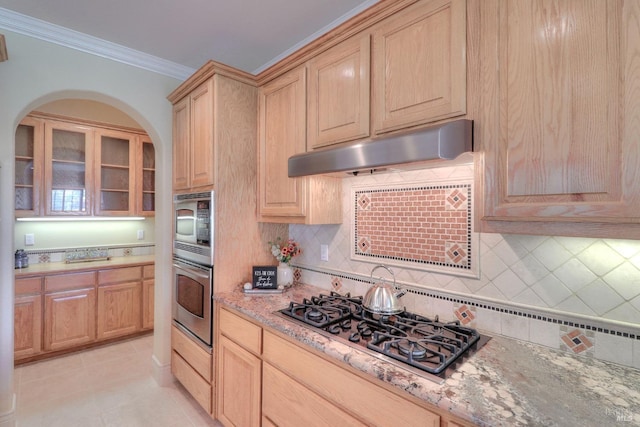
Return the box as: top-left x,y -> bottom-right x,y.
97,267 -> 143,340
14,277 -> 43,359
15,261 -> 153,362
371,0 -> 467,135
14,113 -> 154,217
216,307 -> 262,427
216,305 -> 472,427
43,271 -> 97,352
477,0 -> 640,238
172,78 -> 215,192
258,66 -> 342,224
171,325 -> 213,414
307,33 -> 371,149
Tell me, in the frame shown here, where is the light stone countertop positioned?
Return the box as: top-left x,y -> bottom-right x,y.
14,255 -> 155,277
215,283 -> 640,426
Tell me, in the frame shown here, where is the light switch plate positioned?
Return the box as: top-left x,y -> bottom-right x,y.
137,229 -> 144,240
25,233 -> 35,246
321,244 -> 329,262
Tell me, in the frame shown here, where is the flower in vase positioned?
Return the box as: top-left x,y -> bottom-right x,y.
269,238 -> 302,265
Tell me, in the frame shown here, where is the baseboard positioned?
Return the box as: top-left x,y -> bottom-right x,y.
0,394 -> 16,427
152,354 -> 173,387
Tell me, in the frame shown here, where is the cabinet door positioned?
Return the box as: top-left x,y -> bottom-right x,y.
14,294 -> 42,360
217,335 -> 261,427
142,278 -> 154,330
43,120 -> 94,216
172,96 -> 191,191
479,0 -> 640,235
97,281 -> 142,340
258,66 -> 308,219
372,0 -> 466,134
15,117 -> 44,217
189,78 -> 215,190
308,34 -> 370,149
44,288 -> 96,351
137,137 -> 155,216
94,129 -> 136,215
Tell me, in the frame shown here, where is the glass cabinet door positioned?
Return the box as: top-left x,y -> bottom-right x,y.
44,121 -> 94,216
138,137 -> 155,215
15,117 -> 44,217
95,129 -> 136,215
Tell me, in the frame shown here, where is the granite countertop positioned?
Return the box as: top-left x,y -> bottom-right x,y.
215,284 -> 640,426
14,255 -> 155,277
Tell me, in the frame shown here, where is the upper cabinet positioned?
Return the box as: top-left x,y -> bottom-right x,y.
172,78 -> 215,192
371,0 -> 467,135
477,0 -> 640,238
14,113 -> 154,218
307,34 -> 371,149
258,66 -> 342,224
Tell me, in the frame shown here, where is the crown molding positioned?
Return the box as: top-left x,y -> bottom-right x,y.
0,7 -> 195,80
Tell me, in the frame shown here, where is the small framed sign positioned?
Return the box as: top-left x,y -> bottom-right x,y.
252,266 -> 278,289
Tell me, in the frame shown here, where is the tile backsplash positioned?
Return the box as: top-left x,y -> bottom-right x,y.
289,163 -> 640,370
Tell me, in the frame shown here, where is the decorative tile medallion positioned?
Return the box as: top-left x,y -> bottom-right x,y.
454,304 -> 476,325
293,267 -> 302,284
38,253 -> 51,263
560,328 -> 594,354
331,276 -> 343,292
351,180 -> 478,277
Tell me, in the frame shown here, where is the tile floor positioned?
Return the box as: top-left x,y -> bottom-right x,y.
14,334 -> 220,426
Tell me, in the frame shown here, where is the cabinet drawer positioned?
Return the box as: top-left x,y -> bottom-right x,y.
171,325 -> 212,381
98,266 -> 142,284
171,350 -> 212,414
45,271 -> 95,293
142,264 -> 154,278
263,362 -> 364,427
219,307 -> 262,355
263,330 -> 439,427
16,276 -> 42,295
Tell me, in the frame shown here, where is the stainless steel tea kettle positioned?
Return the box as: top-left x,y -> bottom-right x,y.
362,265 -> 406,314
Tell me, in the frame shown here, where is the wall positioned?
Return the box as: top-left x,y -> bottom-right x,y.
290,161 -> 640,370
0,30 -> 180,425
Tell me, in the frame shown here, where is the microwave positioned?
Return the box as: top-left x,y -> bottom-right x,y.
174,191 -> 214,266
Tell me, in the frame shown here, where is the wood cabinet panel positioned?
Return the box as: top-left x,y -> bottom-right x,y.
372,0 -> 467,134
307,34 -> 370,148
217,335 -> 261,427
137,136 -> 155,216
262,362 -> 364,427
44,287 -> 96,351
172,96 -> 191,191
219,307 -> 262,355
171,350 -> 212,414
258,66 -> 343,224
142,279 -> 154,330
96,281 -> 141,340
14,294 -> 42,359
98,266 -> 142,284
263,330 -> 440,427
44,271 -> 95,293
479,0 -> 640,236
171,324 -> 212,381
15,276 -> 42,295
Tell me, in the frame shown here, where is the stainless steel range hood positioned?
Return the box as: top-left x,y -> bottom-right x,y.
288,119 -> 473,177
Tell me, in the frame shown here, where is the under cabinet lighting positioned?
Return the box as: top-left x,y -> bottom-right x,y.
16,216 -> 146,222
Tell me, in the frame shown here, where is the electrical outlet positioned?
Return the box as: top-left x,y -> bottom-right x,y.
137,229 -> 144,240
320,244 -> 329,262
25,234 -> 35,246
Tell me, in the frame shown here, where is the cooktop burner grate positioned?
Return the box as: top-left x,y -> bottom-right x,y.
277,291 -> 488,381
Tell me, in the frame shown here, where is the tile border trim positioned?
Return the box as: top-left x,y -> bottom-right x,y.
294,265 -> 640,341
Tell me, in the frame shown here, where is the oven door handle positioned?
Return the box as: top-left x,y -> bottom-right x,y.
173,263 -> 211,280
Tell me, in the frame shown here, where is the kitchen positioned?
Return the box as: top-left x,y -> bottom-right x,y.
2,0 -> 640,426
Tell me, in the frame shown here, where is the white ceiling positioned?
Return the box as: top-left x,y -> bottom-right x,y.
0,0 -> 378,79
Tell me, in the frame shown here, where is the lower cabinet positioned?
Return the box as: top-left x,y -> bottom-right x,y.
14,276 -> 43,359
14,261 -> 154,362
215,305 -> 474,427
171,325 -> 213,414
44,287 -> 97,351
